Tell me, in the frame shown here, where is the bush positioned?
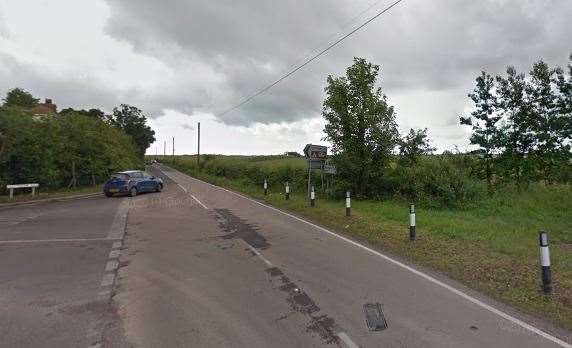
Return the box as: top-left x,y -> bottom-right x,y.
0,107 -> 142,191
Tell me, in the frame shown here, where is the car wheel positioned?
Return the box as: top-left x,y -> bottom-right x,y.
129,187 -> 138,197
155,184 -> 163,192
105,192 -> 113,198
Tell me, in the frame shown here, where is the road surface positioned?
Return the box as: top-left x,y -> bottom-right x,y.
0,164 -> 570,347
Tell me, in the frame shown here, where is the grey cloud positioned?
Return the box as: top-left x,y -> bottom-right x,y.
181,123 -> 194,131
103,0 -> 572,128
0,52 -> 121,112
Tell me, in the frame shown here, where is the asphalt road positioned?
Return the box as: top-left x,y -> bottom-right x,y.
107,164 -> 570,347
1,165 -> 570,348
0,195 -> 128,348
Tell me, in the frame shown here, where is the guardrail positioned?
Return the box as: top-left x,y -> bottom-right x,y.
6,183 -> 39,199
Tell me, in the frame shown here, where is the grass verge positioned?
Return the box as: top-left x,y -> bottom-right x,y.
168,162 -> 572,331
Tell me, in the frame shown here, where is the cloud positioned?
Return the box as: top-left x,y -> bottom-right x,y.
103,0 -> 572,128
1,0 -> 571,153
181,123 -> 195,131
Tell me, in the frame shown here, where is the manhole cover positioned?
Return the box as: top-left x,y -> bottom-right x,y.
364,302 -> 388,331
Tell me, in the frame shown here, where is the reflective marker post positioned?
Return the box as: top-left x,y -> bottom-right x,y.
310,186 -> 315,207
285,182 -> 290,200
409,204 -> 416,241
346,191 -> 351,217
264,179 -> 268,196
539,231 -> 552,294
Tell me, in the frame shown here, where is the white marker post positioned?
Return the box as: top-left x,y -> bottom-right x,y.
285,182 -> 290,200
539,231 -> 552,294
346,191 -> 351,217
409,204 -> 416,241
264,179 -> 268,196
310,186 -> 315,207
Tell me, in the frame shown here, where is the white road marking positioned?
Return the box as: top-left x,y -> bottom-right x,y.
191,194 -> 209,210
105,260 -> 119,272
100,273 -> 115,287
162,168 -> 571,348
241,240 -> 274,268
112,241 -> 122,249
107,199 -> 130,240
108,249 -> 120,259
0,237 -> 119,244
337,332 -> 359,348
177,183 -> 188,192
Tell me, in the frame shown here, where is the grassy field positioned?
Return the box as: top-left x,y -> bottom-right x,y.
158,154 -> 572,330
0,185 -> 102,204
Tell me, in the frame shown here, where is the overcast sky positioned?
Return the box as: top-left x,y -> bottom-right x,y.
0,0 -> 570,155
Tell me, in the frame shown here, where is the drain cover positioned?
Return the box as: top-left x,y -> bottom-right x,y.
364,302 -> 388,331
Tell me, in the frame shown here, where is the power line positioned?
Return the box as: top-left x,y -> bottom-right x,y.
217,0 -> 404,117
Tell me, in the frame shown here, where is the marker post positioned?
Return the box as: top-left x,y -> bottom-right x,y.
409,204 -> 416,241
346,191 -> 351,217
285,182 -> 290,200
539,231 -> 552,294
310,186 -> 315,207
264,179 -> 268,196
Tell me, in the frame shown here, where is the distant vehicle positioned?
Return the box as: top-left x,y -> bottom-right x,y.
103,171 -> 163,197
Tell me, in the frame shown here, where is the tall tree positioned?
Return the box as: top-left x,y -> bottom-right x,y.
108,104 -> 155,158
2,88 -> 39,108
398,128 -> 435,166
323,58 -> 399,196
495,66 -> 535,188
527,60 -> 570,183
460,72 -> 501,194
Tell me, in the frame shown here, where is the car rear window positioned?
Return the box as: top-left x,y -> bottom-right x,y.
110,173 -> 130,181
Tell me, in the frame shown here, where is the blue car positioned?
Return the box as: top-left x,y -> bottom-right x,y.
103,170 -> 163,197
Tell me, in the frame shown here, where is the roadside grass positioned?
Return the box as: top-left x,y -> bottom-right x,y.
0,185 -> 102,204
166,159 -> 572,330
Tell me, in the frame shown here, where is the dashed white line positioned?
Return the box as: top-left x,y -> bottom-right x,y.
337,332 -> 359,348
108,249 -> 120,259
191,194 -> 209,210
105,260 -> 119,272
100,273 -> 115,287
241,240 -> 273,268
162,167 -> 572,348
177,183 -> 188,192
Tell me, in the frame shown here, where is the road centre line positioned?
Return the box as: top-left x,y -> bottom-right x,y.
239,238 -> 359,347
177,183 -> 188,192
162,168 -> 571,348
337,332 -> 359,348
241,240 -> 273,268
191,195 -> 209,210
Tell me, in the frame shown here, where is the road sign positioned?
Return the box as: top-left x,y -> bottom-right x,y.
308,161 -> 323,170
303,144 -> 327,161
323,164 -> 337,174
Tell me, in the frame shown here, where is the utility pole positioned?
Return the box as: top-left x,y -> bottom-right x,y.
163,140 -> 166,157
197,122 -> 201,168
172,137 -> 175,163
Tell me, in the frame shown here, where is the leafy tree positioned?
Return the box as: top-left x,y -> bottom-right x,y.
398,128 -> 435,165
60,107 -> 106,119
322,58 -> 399,196
108,104 -> 155,158
527,60 -> 571,183
495,66 -> 535,188
2,88 -> 39,108
460,72 -> 501,194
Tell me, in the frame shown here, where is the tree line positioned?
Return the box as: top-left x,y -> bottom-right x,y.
0,88 -> 155,191
322,56 -> 571,205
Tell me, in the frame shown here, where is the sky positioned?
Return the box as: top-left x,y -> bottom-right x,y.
0,0 -> 570,155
